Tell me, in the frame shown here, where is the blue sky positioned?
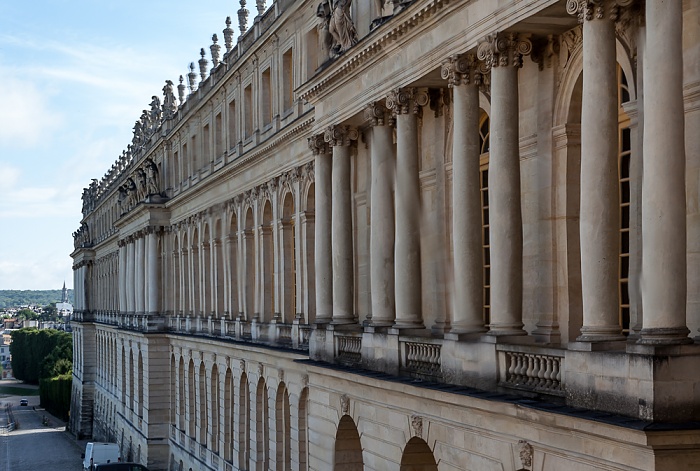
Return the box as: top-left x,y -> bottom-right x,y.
0,1 -> 257,290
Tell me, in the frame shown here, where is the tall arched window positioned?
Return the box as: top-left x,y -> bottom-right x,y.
479,110 -> 491,325
617,64 -> 632,333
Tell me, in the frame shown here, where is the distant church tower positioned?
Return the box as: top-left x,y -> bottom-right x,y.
61,281 -> 68,303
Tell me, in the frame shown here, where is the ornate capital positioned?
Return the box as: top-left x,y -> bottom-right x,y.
531,35 -> 559,71
477,33 -> 533,71
386,87 -> 429,116
566,0 -> 635,23
324,125 -> 359,147
308,133 -> 329,155
364,102 -> 391,127
440,54 -> 487,87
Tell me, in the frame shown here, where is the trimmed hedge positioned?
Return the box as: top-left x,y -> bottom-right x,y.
39,373 -> 72,421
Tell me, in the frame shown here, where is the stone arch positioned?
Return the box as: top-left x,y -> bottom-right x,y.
400,437 -> 437,471
137,351 -> 143,417
178,356 -> 185,430
275,382 -> 291,470
170,355 -> 176,426
298,387 -> 309,471
188,358 -> 196,437
256,377 -> 270,469
198,361 -> 208,444
224,367 -> 233,461
128,350 -> 134,411
211,363 -> 220,452
121,345 -> 126,406
239,372 -> 251,468
334,415 -> 363,471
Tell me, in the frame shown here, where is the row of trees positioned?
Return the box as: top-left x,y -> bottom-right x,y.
10,329 -> 72,420
0,290 -> 74,309
13,305 -> 62,322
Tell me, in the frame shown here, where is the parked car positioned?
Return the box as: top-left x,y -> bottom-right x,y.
82,442 -> 121,471
94,464 -> 148,471
19,398 -> 27,406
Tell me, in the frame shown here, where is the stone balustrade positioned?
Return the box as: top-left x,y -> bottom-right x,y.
402,340 -> 442,379
498,346 -> 564,396
336,334 -> 362,365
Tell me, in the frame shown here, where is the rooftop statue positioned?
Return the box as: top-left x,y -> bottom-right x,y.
318,0 -> 357,58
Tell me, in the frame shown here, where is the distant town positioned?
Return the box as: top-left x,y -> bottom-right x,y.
0,285 -> 74,379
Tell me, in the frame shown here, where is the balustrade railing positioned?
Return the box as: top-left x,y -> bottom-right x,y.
278,324 -> 292,343
499,348 -> 564,396
336,335 -> 362,365
402,341 -> 441,379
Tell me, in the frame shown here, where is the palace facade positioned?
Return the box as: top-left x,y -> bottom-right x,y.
70,0 -> 700,469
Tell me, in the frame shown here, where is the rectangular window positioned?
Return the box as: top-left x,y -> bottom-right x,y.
305,29 -> 319,78
191,134 -> 198,170
215,113 -> 223,158
262,67 -> 272,126
203,124 -> 210,163
283,49 -> 294,112
228,100 -> 237,149
244,85 -> 252,138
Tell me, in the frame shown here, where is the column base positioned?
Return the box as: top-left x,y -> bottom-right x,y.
331,317 -> 357,326
637,326 -> 692,345
576,325 -> 625,342
487,323 -> 526,337
449,324 -> 488,335
393,320 -> 425,329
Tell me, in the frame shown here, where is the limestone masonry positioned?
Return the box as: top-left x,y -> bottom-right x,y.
71,0 -> 700,469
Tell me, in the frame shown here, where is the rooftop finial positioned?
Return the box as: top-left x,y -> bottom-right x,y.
187,63 -> 197,94
224,17 -> 234,53
211,34 -> 221,68
178,75 -> 186,104
198,48 -> 208,82
256,0 -> 265,16
238,0 -> 249,35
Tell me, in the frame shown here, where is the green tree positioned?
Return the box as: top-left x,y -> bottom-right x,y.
10,328 -> 72,384
41,303 -> 58,321
16,308 -> 39,321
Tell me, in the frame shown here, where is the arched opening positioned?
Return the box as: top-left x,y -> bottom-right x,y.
479,109 -> 491,326
224,368 -> 233,461
198,362 -> 208,445
178,357 -> 185,430
333,415 -> 363,471
137,351 -> 143,417
188,359 -> 196,437
128,351 -> 134,411
256,378 -> 270,469
298,387 -> 309,471
400,437 -> 438,471
261,200 -> 274,323
239,372 -> 250,468
275,383 -> 291,470
211,364 -> 220,452
170,355 -> 176,426
121,346 -> 126,406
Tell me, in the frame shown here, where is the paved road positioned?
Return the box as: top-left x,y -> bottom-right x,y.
0,394 -> 85,471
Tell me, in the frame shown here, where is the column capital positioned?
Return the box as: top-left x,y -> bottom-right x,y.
477,32 -> 533,71
308,133 -> 329,155
364,102 -> 392,127
566,0 -> 635,23
324,125 -> 359,147
386,87 -> 429,115
440,53 -> 488,87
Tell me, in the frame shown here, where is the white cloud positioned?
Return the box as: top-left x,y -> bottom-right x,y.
0,78 -> 63,147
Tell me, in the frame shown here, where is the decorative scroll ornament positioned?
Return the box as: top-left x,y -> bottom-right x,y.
364,102 -> 390,127
324,124 -> 359,147
308,133 -> 329,155
440,53 -> 488,87
566,0 -> 635,23
386,87 -> 429,116
518,440 -> 534,470
477,32 -> 533,72
340,394 -> 350,415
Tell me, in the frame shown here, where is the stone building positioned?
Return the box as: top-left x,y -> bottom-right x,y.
70,0 -> 700,469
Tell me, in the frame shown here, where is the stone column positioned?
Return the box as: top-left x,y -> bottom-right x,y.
147,229 -> 160,315
639,0 -> 690,344
386,88 -> 428,329
119,242 -> 127,313
324,125 -> 358,324
127,239 -> 135,314
477,33 -> 531,336
309,134 -> 333,323
442,54 -> 487,334
567,1 -> 624,341
136,234 -> 146,315
364,102 -> 396,326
